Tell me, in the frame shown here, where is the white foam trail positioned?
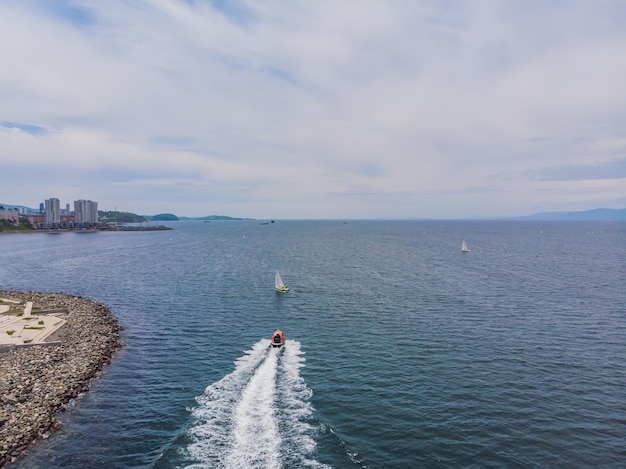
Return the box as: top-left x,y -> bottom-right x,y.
186,340 -> 270,468
277,341 -> 330,468
185,339 -> 328,469
225,346 -> 280,468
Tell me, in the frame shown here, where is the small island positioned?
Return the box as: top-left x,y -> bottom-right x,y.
144,214 -> 254,221
0,292 -> 123,466
146,213 -> 179,221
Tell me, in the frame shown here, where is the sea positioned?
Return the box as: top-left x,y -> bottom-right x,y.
1,220 -> 624,468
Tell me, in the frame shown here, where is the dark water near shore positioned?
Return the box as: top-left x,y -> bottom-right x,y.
1,220 -> 625,468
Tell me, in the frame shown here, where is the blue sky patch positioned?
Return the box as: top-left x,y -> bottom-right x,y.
0,121 -> 46,135
40,0 -> 97,28
209,0 -> 256,25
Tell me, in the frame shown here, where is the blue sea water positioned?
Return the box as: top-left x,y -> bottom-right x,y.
1,220 -> 625,468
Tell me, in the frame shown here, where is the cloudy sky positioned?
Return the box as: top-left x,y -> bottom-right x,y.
1,0 -> 625,219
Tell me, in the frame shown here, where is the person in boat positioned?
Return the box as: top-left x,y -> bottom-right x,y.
271,329 -> 285,347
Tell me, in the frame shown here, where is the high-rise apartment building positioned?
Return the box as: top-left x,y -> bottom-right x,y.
74,199 -> 98,223
0,205 -> 19,221
44,198 -> 60,224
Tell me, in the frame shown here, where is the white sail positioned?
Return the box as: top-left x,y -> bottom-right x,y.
461,240 -> 470,252
275,271 -> 289,291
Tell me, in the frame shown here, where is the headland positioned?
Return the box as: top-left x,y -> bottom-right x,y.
0,225 -> 172,234
0,291 -> 123,467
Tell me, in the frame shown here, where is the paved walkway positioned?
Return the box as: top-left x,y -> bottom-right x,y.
0,298 -> 67,349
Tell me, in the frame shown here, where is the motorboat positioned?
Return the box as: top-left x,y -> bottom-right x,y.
270,329 -> 285,348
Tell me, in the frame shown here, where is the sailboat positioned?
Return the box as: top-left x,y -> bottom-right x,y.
275,270 -> 289,292
461,240 -> 470,252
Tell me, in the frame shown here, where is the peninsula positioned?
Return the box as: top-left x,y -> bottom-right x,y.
0,291 -> 123,466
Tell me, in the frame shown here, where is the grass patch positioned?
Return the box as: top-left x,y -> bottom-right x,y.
38,320 -> 44,325
6,330 -> 15,336
0,224 -> 32,232
22,317 -> 33,321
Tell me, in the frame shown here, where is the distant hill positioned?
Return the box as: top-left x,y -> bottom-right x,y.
177,215 -> 254,221
512,208 -> 626,221
0,204 -> 36,211
146,213 -> 179,221
200,215 -> 253,220
140,214 -> 254,221
98,211 -> 147,223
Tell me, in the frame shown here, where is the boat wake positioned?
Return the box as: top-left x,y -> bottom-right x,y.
184,340 -> 328,468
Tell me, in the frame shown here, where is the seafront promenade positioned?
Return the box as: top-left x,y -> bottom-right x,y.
0,299 -> 67,351
0,291 -> 123,467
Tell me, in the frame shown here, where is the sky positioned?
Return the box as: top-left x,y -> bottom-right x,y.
1,0 -> 626,219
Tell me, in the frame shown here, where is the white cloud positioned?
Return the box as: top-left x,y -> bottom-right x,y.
1,0 -> 625,218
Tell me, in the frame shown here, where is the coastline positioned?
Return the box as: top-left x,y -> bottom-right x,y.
0,291 -> 124,467
0,225 -> 172,234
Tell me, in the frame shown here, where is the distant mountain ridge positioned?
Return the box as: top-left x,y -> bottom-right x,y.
146,213 -> 178,221
183,215 -> 254,221
99,211 -> 147,223
512,208 -> 626,221
142,214 -> 253,221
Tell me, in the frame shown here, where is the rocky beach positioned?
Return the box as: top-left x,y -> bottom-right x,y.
0,291 -> 123,467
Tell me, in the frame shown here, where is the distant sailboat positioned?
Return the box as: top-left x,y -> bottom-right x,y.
275,271 -> 289,292
461,240 -> 470,252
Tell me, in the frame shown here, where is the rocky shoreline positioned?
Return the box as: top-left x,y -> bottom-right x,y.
0,291 -> 124,467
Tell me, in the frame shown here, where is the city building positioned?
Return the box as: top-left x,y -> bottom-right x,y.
26,214 -> 45,225
0,205 -> 20,221
74,199 -> 98,224
44,198 -> 61,224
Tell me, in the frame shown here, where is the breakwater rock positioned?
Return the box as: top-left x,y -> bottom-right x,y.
0,291 -> 124,467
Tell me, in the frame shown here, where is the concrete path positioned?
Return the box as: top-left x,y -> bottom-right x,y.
0,298 -> 66,349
